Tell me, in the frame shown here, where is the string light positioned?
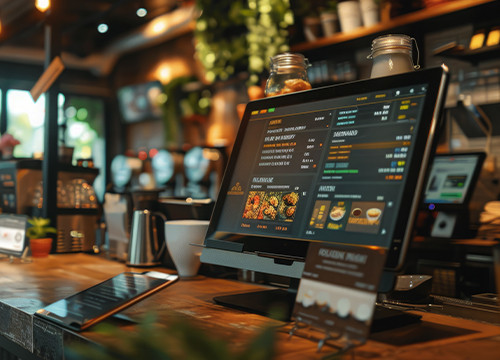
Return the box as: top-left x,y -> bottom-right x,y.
35,0 -> 51,13
97,23 -> 109,34
136,8 -> 147,17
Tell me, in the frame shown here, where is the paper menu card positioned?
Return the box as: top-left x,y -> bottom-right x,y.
293,242 -> 386,342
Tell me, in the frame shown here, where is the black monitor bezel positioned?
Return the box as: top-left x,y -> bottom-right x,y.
204,67 -> 449,272
422,151 -> 486,212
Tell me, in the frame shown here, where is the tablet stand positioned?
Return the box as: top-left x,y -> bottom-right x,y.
430,210 -> 472,238
0,247 -> 32,264
20,247 -> 33,263
282,317 -> 364,357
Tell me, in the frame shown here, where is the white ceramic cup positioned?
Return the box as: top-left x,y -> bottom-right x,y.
164,220 -> 209,277
320,12 -> 339,37
337,1 -> 363,33
359,0 -> 379,27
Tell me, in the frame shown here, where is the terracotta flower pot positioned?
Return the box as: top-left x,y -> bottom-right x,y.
30,238 -> 53,258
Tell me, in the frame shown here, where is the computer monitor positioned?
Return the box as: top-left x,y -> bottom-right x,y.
423,152 -> 485,238
201,66 -> 449,315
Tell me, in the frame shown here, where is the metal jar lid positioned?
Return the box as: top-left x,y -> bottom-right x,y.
367,34 -> 420,69
269,52 -> 310,70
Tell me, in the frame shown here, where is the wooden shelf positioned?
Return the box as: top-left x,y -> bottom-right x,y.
291,0 -> 498,53
434,44 -> 500,64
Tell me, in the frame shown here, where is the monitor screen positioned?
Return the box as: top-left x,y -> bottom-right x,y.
201,67 -> 449,284
0,214 -> 28,257
117,81 -> 164,123
423,152 -> 485,210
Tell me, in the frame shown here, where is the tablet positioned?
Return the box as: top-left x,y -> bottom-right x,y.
423,152 -> 485,211
35,271 -> 178,331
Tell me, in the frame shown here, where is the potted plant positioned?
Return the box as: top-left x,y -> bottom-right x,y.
319,1 -> 339,37
27,217 -> 57,258
295,2 -> 322,42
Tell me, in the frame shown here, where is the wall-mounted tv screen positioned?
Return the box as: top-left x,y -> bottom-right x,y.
117,81 -> 164,123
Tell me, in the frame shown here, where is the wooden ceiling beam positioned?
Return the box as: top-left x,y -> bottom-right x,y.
0,9 -> 45,46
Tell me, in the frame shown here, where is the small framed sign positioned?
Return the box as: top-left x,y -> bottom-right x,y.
292,242 -> 387,344
0,214 -> 29,258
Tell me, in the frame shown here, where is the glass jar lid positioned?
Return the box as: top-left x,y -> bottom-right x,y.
269,52 -> 310,71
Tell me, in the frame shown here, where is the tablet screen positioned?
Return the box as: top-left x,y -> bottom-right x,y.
36,271 -> 178,331
423,152 -> 485,209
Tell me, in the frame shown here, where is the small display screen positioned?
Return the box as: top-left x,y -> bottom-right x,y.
0,214 -> 28,257
36,271 -> 178,331
117,81 -> 164,123
424,152 -> 485,207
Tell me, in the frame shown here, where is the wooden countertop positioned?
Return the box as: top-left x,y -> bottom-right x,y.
1,253 -> 500,359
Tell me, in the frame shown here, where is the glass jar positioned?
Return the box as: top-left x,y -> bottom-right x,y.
368,34 -> 420,78
265,53 -> 312,97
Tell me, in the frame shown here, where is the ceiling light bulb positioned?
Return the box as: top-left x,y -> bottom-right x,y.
136,8 -> 148,17
97,23 -> 108,34
35,0 -> 51,12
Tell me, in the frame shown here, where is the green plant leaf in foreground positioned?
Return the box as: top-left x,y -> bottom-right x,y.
66,313 -> 277,360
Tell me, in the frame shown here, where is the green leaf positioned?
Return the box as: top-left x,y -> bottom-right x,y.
66,312 -> 278,360
236,325 -> 276,360
26,217 -> 57,239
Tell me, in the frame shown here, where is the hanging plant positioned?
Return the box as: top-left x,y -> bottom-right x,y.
161,76 -> 212,147
194,0 -> 248,83
243,0 -> 294,85
194,0 -> 293,85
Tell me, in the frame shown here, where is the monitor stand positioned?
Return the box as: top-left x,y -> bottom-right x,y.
431,210 -> 472,238
213,275 -> 421,332
213,280 -> 299,321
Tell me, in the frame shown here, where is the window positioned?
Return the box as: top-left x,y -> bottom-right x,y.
63,96 -> 106,200
5,90 -> 106,201
6,90 -> 65,158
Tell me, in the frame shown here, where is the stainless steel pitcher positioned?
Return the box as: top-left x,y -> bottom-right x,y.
127,209 -> 167,266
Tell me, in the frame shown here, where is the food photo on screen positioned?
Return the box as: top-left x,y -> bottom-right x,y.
242,190 -> 299,222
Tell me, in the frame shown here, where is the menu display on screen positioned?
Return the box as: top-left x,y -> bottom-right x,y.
214,84 -> 429,250
203,67 -> 447,301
